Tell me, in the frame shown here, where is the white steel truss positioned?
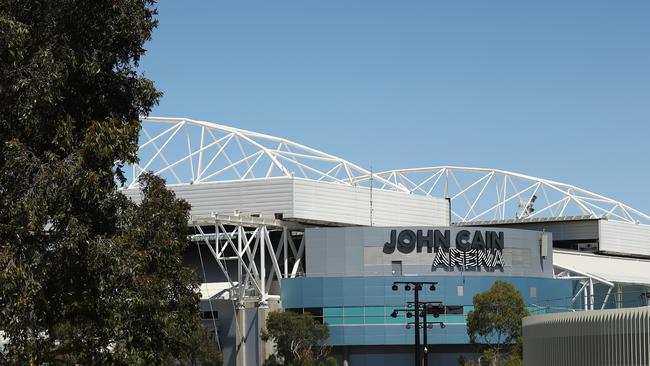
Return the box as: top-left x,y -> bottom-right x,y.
553,264 -> 615,311
126,117 -> 405,192
356,166 -> 650,225
127,118 -> 649,225
190,214 -> 306,306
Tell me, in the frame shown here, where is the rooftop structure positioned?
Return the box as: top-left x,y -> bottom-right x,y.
122,117 -> 650,365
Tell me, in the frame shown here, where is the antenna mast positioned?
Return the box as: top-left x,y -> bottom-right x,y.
370,166 -> 373,226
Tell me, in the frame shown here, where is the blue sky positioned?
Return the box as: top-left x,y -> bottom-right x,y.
140,1 -> 650,214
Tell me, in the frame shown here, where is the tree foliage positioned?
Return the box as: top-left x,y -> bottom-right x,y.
261,311 -> 337,366
465,281 -> 528,365
170,324 -> 224,366
0,0 -> 216,364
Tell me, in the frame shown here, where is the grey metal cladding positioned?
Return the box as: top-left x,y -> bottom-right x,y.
305,226 -> 553,278
599,220 -> 650,257
122,178 -> 293,217
291,179 -> 449,226
523,306 -> 650,366
479,220 -> 599,242
122,177 -> 450,226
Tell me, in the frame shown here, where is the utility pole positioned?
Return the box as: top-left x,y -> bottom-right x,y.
369,166 -> 374,226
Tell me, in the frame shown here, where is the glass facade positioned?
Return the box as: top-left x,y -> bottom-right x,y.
281,275 -> 572,346
288,305 -> 545,326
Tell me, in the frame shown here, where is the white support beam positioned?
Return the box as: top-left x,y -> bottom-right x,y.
555,263 -> 614,312
189,216 -> 304,305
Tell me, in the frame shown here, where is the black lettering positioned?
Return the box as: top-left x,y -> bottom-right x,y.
471,230 -> 486,250
489,231 -> 504,250
383,230 -> 397,254
397,230 -> 416,254
434,230 -> 451,250
456,230 -> 471,251
417,230 -> 434,253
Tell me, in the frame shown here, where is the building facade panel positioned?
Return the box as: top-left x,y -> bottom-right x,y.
523,306 -> 650,366
599,220 -> 650,257
281,225 -> 573,362
481,219 -> 600,242
291,179 -> 449,226
282,275 -> 572,346
305,226 -> 553,278
124,178 -> 450,226
123,178 -> 295,217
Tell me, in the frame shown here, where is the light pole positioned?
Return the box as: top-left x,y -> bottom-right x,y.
391,281 -> 439,366
406,319 -> 445,365
409,301 -> 445,366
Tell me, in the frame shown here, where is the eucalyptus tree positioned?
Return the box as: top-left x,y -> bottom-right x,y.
466,281 -> 528,365
0,1 -> 211,364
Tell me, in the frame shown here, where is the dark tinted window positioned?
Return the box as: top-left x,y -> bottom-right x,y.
304,308 -> 323,317
391,261 -> 403,275
445,305 -> 464,315
201,311 -> 218,319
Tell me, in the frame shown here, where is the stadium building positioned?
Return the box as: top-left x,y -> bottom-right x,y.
123,117 -> 650,366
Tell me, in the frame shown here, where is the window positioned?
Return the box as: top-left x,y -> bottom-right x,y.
457,285 -> 464,297
201,310 -> 218,320
303,308 -> 323,317
391,261 -> 402,276
530,287 -> 537,298
424,305 -> 463,316
444,305 -> 464,315
284,308 -> 324,323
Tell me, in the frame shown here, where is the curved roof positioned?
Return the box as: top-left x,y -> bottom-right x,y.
127,118 -> 650,225
127,117 -> 405,191
356,167 -> 650,224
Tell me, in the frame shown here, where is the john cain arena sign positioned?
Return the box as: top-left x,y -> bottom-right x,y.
383,229 -> 505,268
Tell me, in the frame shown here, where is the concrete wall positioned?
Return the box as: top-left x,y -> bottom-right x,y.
203,299 -> 281,366
523,306 -> 650,366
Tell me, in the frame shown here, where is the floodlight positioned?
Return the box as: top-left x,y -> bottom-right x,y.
405,284 -> 411,291
390,311 -> 398,318
429,284 -> 436,291
392,284 -> 398,291
440,323 -> 446,329
430,303 -> 443,318
406,312 -> 413,318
